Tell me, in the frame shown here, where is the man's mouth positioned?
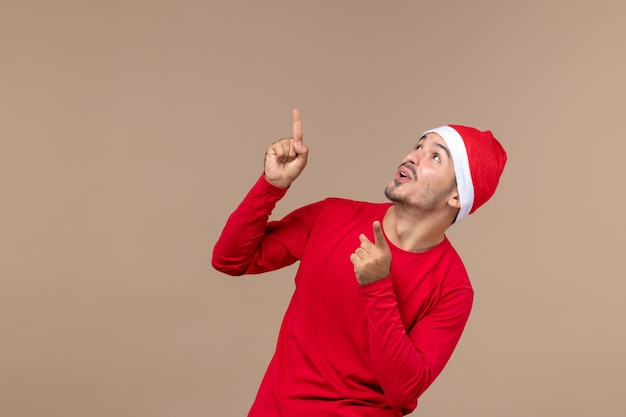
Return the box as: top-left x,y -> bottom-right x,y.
397,163 -> 416,181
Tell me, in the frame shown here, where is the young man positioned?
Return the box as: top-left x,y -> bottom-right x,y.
212,109 -> 507,416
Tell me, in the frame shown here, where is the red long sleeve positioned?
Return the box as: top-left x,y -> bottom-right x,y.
212,174 -> 324,276
360,277 -> 472,413
213,178 -> 474,416
212,174 -> 288,275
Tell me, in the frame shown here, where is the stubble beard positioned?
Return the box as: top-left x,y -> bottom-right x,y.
384,180 -> 457,211
384,182 -> 411,206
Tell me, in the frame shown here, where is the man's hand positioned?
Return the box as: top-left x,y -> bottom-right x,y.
264,108 -> 309,188
350,221 -> 392,285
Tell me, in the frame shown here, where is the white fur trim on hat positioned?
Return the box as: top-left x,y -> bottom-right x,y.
421,126 -> 474,221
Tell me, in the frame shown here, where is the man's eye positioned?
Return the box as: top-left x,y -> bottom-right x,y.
414,144 -> 422,150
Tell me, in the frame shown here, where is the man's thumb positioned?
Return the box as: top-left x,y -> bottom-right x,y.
373,221 -> 388,248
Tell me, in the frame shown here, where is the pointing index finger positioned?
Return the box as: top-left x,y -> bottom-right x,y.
292,108 -> 303,142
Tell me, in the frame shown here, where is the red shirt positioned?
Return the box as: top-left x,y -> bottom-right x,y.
212,175 -> 473,416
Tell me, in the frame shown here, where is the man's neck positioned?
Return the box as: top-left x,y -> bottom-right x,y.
382,205 -> 450,253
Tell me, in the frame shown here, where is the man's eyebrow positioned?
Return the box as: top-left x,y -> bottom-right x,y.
418,135 -> 452,159
433,141 -> 452,159
415,135 -> 426,146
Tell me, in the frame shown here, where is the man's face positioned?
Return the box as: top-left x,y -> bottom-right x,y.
385,132 -> 458,212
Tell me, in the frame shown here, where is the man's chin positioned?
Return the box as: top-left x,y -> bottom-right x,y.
384,187 -> 408,205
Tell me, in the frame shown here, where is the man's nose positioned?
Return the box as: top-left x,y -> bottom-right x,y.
403,150 -> 421,166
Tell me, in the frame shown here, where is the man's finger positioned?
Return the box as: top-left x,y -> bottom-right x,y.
358,233 -> 371,244
292,108 -> 303,142
372,221 -> 388,249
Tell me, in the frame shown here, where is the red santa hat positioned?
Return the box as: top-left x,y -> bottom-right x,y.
421,125 -> 507,221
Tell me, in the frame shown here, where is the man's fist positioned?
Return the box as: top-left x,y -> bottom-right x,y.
350,221 -> 392,285
264,109 -> 309,188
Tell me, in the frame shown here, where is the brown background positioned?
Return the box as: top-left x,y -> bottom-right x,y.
2,1 -> 625,416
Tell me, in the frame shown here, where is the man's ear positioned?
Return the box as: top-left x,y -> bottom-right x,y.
448,191 -> 461,209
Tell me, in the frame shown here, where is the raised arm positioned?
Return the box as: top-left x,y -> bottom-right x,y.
212,109 -> 312,275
